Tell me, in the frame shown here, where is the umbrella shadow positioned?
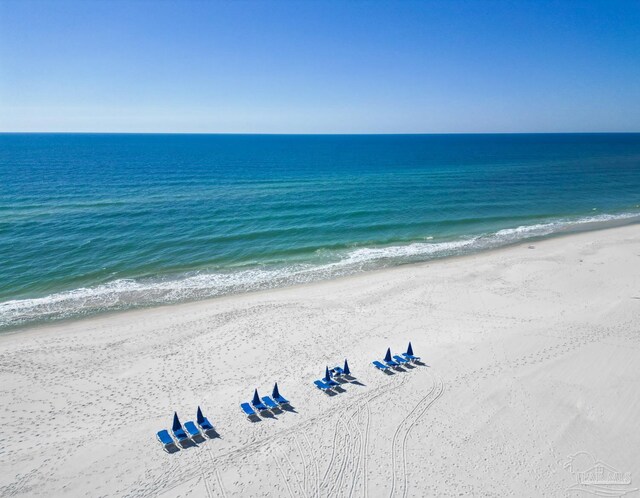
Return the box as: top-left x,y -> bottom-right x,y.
204,429 -> 220,439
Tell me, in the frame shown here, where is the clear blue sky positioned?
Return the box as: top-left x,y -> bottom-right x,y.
1,0 -> 639,133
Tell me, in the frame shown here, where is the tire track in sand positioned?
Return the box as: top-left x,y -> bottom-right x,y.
389,373 -> 445,498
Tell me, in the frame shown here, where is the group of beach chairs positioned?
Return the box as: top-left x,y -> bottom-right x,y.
314,359 -> 352,393
157,342 -> 423,450
372,342 -> 421,371
156,406 -> 216,451
240,382 -> 290,418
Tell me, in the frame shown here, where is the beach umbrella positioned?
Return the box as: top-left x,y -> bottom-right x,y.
324,366 -> 332,382
252,389 -> 261,406
273,382 -> 280,399
343,359 -> 351,376
172,412 -> 182,432
197,406 -> 204,425
384,348 -> 392,363
407,342 -> 414,356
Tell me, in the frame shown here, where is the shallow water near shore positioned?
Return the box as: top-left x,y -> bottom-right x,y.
1,133 -> 640,328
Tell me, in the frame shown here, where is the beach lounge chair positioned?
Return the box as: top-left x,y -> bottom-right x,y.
251,389 -> 270,412
314,379 -> 332,392
272,383 -> 289,405
323,366 -> 339,387
156,430 -> 175,449
383,348 -> 399,367
261,396 -> 279,409
372,360 -> 390,371
331,366 -> 345,377
402,342 -> 421,362
196,406 -> 214,431
241,402 -> 256,418
171,413 -> 189,443
393,354 -> 410,364
184,421 -> 201,438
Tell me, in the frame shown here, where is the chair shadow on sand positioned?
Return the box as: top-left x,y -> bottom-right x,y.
191,433 -> 207,445
248,413 -> 262,423
179,439 -> 197,449
165,443 -> 181,454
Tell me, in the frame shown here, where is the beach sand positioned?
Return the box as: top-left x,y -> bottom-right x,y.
1,225 -> 639,497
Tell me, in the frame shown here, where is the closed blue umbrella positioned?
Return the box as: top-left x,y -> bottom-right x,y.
197,406 -> 205,425
343,359 -> 351,376
252,389 -> 261,406
172,412 -> 182,432
324,366 -> 332,382
384,348 -> 392,362
407,342 -> 414,356
273,382 -> 280,399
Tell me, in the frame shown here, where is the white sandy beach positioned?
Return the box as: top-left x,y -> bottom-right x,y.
0,224 -> 639,497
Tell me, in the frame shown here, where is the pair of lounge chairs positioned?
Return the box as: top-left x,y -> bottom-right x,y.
373,343 -> 421,371
315,360 -> 351,393
157,407 -> 214,450
330,358 -> 351,378
241,383 -> 290,418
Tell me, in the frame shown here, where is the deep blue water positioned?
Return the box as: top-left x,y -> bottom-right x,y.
1,133 -> 639,329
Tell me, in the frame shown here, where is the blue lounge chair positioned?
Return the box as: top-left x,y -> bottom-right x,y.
393,354 -> 410,364
241,402 -> 256,418
251,389 -> 269,412
383,348 -> 399,367
331,366 -> 345,377
157,430 -> 175,448
372,360 -> 389,371
184,421 -> 200,438
402,342 -> 421,362
262,396 -> 279,409
272,382 -> 289,405
196,406 -> 214,431
323,366 -> 339,387
314,379 -> 332,392
171,412 -> 189,443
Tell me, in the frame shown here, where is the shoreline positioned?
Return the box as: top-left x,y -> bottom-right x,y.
1,223 -> 639,496
2,217 -> 639,336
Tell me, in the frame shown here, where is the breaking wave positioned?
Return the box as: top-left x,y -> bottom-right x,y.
1,211 -> 639,329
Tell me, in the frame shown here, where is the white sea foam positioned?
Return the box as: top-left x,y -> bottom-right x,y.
2,211 -> 639,329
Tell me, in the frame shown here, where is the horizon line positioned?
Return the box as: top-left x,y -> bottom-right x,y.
1,131 -> 639,136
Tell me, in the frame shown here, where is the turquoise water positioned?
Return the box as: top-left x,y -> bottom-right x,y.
1,133 -> 639,329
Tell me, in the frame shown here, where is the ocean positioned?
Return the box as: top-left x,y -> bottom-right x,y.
1,133 -> 639,329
